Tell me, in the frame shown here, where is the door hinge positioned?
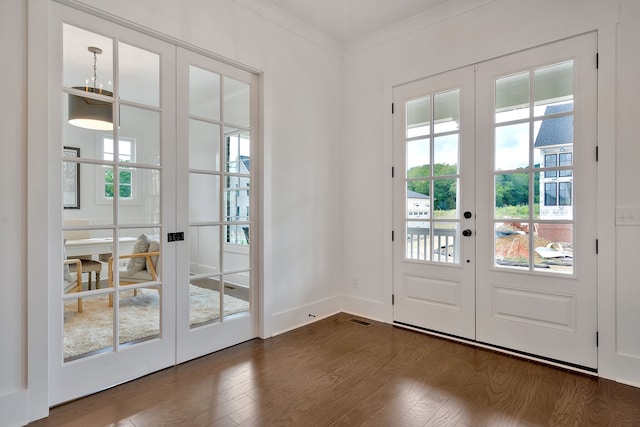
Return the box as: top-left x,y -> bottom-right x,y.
596,239 -> 599,254
596,146 -> 599,161
596,52 -> 599,69
392,103 -> 394,114
392,166 -> 394,178
596,331 -> 599,347
392,294 -> 395,305
392,230 -> 395,241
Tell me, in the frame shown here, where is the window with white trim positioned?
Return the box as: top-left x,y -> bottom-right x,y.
100,136 -> 136,201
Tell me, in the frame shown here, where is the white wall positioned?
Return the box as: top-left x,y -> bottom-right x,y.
341,0 -> 640,386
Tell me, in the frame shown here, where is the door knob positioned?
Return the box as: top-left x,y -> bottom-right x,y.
462,229 -> 473,237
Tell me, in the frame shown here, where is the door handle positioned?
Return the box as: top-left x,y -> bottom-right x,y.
462,229 -> 473,237
464,211 -> 473,219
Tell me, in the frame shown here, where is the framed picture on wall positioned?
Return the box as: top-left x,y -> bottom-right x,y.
63,146 -> 80,209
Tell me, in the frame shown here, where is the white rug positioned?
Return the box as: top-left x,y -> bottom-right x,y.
64,284 -> 249,360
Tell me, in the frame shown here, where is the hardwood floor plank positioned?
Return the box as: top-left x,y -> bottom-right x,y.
30,313 -> 640,427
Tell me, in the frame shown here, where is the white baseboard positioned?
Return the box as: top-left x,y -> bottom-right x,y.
341,294 -> 388,323
270,295 -> 341,336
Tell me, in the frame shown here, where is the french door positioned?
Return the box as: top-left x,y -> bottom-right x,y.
393,33 -> 598,369
51,4 -> 258,405
175,49 -> 258,363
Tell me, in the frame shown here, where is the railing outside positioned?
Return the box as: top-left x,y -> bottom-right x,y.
407,227 -> 458,263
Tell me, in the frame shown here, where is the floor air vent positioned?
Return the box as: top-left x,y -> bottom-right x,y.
348,318 -> 372,327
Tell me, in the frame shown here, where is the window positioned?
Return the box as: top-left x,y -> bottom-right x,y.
544,154 -> 557,178
559,182 -> 572,206
559,152 -> 572,177
101,136 -> 135,200
544,183 -> 557,206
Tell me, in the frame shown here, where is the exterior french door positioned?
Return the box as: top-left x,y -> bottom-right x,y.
392,66 -> 476,340
475,34 -> 598,368
393,33 -> 598,369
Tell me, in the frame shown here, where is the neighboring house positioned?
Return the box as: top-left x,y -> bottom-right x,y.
534,103 -> 574,242
407,189 -> 430,227
534,103 -> 574,220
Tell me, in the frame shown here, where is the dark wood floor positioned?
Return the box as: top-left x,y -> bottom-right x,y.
31,313 -> 640,426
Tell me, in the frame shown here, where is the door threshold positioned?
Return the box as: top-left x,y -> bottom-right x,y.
393,321 -> 597,376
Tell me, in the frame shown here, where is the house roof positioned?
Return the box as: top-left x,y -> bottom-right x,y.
407,190 -> 429,199
240,155 -> 250,172
533,103 -> 573,148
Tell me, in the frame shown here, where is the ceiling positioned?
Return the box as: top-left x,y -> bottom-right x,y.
265,0 -> 451,44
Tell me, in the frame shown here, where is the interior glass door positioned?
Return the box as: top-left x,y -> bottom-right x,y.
51,5 -> 176,405
176,49 -> 258,363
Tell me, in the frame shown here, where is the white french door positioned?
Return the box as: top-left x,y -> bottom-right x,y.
475,34 -> 598,368
50,4 -> 258,405
393,33 -> 598,369
392,66 -> 476,340
175,49 -> 258,363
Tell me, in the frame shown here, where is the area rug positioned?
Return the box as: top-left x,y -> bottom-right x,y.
64,284 -> 249,360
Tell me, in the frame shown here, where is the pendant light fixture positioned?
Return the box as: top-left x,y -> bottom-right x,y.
68,46 -> 113,131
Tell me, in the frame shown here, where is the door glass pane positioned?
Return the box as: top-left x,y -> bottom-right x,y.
189,173 -> 220,222
118,167 -> 161,224
115,228 -> 161,284
189,119 -> 220,171
189,226 -> 220,275
495,221 -> 531,269
63,294 -> 113,361
224,226 -> 250,271
225,177 -> 250,221
63,24 -> 114,94
406,138 -> 430,176
406,222 -> 430,261
189,276 -> 221,328
118,285 -> 161,347
223,272 -> 250,319
434,89 -> 459,133
407,96 -> 430,138
63,162 -> 114,225
224,77 -> 250,127
495,123 -> 529,171
533,223 -> 573,274
433,135 -> 458,175
406,181 -> 430,218
495,71 -> 529,123
433,178 -> 458,219
433,222 -> 458,263
63,93 -> 114,161
225,128 -> 251,173
119,42 -> 159,107
495,173 -> 530,219
119,105 -> 161,166
190,66 -> 220,120
534,61 -> 573,116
